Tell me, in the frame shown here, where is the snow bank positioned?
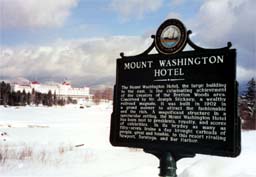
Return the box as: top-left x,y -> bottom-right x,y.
0,105 -> 255,177
179,133 -> 256,177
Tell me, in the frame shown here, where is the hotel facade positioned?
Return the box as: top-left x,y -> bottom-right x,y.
11,81 -> 92,101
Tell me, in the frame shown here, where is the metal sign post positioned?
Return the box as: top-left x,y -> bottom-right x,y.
156,152 -> 177,177
110,19 -> 240,176
144,150 -> 196,177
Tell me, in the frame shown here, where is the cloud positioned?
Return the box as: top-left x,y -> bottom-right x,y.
0,0 -> 78,29
194,0 -> 239,45
0,36 -> 153,87
187,0 -> 256,81
110,0 -> 163,21
193,0 -> 256,49
237,66 -> 256,82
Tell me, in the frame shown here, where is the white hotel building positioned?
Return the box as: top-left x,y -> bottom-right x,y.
11,81 -> 92,101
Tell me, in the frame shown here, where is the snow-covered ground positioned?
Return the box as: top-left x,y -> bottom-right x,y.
0,105 -> 255,177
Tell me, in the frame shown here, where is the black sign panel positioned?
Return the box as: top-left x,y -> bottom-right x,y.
110,49 -> 240,157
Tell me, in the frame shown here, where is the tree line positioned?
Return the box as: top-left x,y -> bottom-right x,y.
0,81 -> 71,106
239,78 -> 256,129
92,87 -> 113,104
1,78 -> 255,129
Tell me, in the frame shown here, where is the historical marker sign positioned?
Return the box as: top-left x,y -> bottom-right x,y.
110,19 -> 240,157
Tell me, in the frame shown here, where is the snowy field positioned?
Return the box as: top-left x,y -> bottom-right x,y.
0,104 -> 256,177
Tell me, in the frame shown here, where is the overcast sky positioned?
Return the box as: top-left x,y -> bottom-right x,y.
0,0 -> 255,87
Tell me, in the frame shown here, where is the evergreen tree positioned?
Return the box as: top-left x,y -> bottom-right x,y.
0,82 -> 2,105
27,92 -> 31,105
31,88 -> 36,105
16,91 -> 21,105
53,91 -> 57,105
21,90 -> 26,106
245,78 -> 256,102
5,83 -> 11,105
0,82 -> 11,105
8,91 -> 15,106
35,92 -> 42,105
240,78 -> 256,129
42,94 -> 47,105
10,91 -> 17,106
47,90 -> 53,106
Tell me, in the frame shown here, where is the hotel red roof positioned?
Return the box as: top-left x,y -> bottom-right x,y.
31,81 -> 40,84
62,81 -> 71,85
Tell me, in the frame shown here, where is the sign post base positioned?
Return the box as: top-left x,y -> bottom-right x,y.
159,152 -> 176,177
144,150 -> 195,177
